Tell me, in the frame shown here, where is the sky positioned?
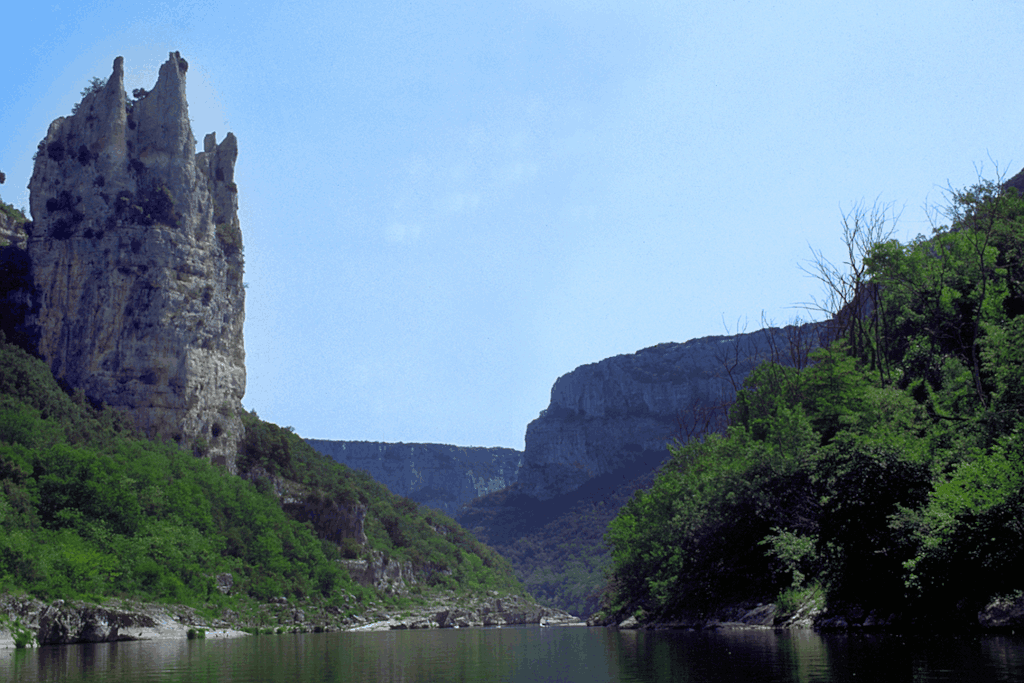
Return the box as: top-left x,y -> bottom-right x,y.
3,1 -> 1024,450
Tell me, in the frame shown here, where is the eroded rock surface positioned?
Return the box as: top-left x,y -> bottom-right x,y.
0,596 -> 244,646
25,53 -> 245,469
516,323 -> 827,500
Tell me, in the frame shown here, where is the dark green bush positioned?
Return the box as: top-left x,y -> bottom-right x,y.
605,180 -> 1024,624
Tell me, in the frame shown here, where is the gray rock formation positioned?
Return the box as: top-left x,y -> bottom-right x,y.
305,439 -> 523,517
352,594 -> 581,630
0,596 -> 159,645
340,550 -> 420,595
411,594 -> 580,629
978,595 -> 1024,629
281,495 -> 368,547
234,459 -> 370,548
24,53 -> 245,469
516,322 -> 829,500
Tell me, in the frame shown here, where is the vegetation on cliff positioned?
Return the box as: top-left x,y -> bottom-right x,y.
0,337 -> 521,613
603,179 -> 1024,626
460,463 -> 660,618
238,412 -> 521,594
0,200 -> 28,227
0,188 -> 31,249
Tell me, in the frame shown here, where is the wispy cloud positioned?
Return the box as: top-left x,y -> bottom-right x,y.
384,222 -> 422,244
441,192 -> 481,214
383,123 -> 544,245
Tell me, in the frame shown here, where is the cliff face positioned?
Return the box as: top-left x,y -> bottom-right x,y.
513,322 -> 827,500
458,321 -> 829,617
305,440 -> 523,517
25,53 -> 245,469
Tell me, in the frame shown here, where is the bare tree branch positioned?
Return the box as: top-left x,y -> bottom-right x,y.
797,198 -> 901,376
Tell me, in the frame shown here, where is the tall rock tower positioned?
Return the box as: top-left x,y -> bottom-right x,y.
26,53 -> 245,470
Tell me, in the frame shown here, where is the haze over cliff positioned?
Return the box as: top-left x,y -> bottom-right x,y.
305,440 -> 522,517
304,321 -> 829,531
21,53 -> 245,469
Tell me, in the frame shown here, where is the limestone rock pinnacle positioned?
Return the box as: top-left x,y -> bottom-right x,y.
26,52 -> 246,470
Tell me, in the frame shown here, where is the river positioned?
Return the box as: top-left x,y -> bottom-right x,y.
3,625 -> 1024,682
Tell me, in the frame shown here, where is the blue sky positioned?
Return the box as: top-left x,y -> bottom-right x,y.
3,1 -> 1024,449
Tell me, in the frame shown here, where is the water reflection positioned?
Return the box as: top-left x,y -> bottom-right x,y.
3,626 -> 1024,682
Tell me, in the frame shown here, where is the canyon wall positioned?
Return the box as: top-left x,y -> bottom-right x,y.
515,322 -> 828,500
459,321 -> 830,616
305,439 -> 523,517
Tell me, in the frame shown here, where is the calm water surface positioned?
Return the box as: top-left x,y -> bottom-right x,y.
3,626 -> 1024,682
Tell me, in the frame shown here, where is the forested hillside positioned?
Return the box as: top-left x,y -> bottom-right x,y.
461,463 -> 658,617
603,180 -> 1024,627
0,337 -> 521,616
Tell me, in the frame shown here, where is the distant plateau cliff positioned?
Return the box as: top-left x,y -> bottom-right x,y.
305,440 -> 522,518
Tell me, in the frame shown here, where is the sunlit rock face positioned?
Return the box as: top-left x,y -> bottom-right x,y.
26,52 -> 245,470
305,440 -> 524,517
516,323 -> 828,500
0,207 -> 29,248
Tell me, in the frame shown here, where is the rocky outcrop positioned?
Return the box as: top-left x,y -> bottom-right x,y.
306,440 -> 523,516
283,495 -> 368,546
516,322 -> 828,500
593,599 -> 821,631
34,601 -> 156,644
236,462 -> 370,547
24,53 -> 245,469
0,592 -> 579,646
0,596 -> 245,646
350,593 -> 581,631
340,550 -> 419,594
1002,166 -> 1024,195
978,595 -> 1024,629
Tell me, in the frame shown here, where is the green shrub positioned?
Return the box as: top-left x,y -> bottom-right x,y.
774,583 -> 823,622
1,616 -> 36,648
0,200 -> 27,223
215,222 -> 243,257
604,179 -> 1024,624
0,337 -> 523,616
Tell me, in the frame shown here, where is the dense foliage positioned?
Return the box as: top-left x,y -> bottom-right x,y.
605,180 -> 1024,624
0,337 -> 521,608
460,463 -> 659,617
238,411 -> 522,595
0,200 -> 28,228
0,338 -> 350,605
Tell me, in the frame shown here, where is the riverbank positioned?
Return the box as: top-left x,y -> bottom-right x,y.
590,599 -> 820,632
0,596 -> 249,649
590,592 -> 1024,633
0,591 -> 581,648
